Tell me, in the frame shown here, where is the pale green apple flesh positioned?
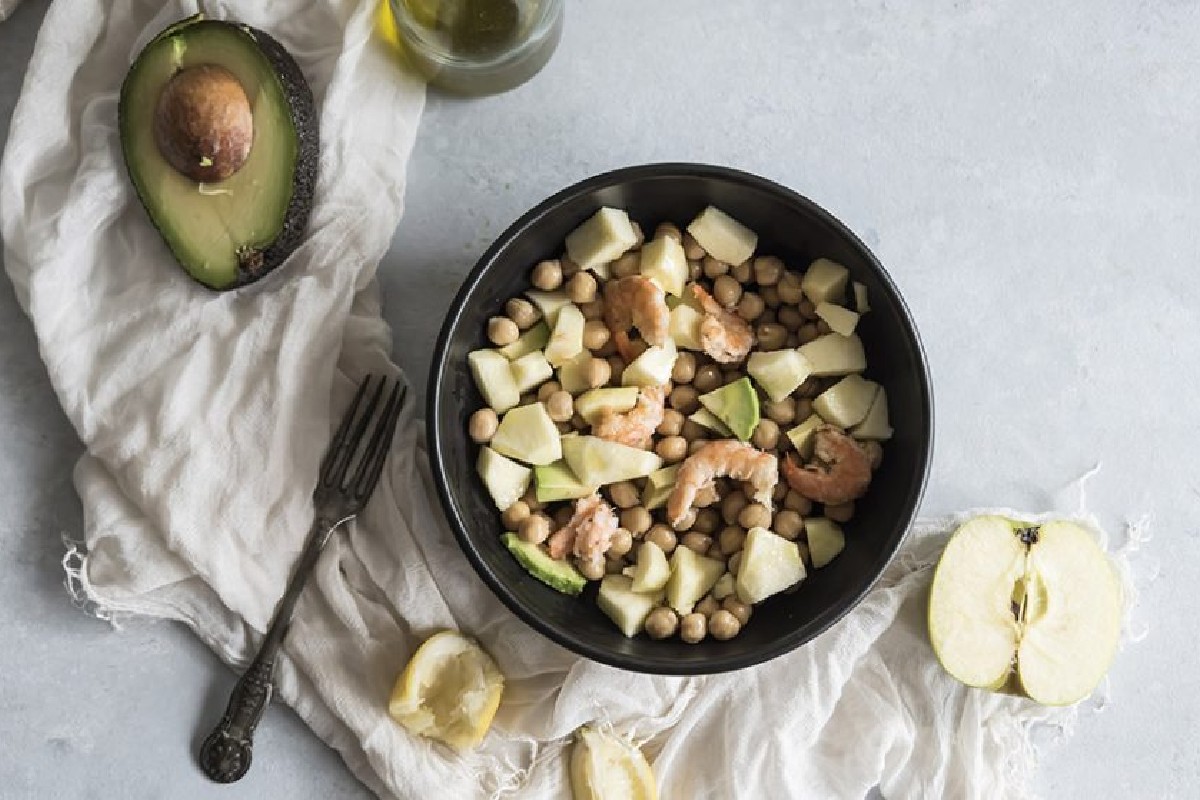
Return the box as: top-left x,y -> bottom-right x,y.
928,516 -> 1122,706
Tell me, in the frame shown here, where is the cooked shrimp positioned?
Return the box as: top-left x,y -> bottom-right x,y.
593,386 -> 666,449
605,276 -> 670,361
781,425 -> 872,505
691,284 -> 755,363
667,440 -> 777,528
546,493 -> 619,564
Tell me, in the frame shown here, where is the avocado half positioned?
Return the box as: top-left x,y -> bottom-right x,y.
119,15 -> 318,290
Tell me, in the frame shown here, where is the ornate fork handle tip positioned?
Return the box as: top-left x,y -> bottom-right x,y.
198,657 -> 275,782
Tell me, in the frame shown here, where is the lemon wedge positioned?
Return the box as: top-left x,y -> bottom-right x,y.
388,630 -> 504,750
569,726 -> 658,800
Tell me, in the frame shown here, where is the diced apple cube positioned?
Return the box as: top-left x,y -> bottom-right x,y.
476,446 -> 531,511
736,527 -> 806,604
490,403 -> 562,466
851,386 -> 893,441
665,546 -> 726,615
525,290 -> 572,327
629,541 -> 672,593
622,339 -> 678,387
498,321 -> 550,361
557,351 -> 595,394
565,208 -> 639,271
510,351 -> 553,394
711,572 -> 736,600
545,303 -> 586,367
597,575 -> 663,638
814,302 -> 859,336
801,258 -> 849,305
785,414 -> 824,459
747,349 -> 813,403
805,518 -> 846,568
688,408 -> 732,437
561,436 -> 663,486
686,206 -> 757,266
575,387 -> 640,424
853,281 -> 870,314
813,374 -> 879,428
641,464 -> 680,510
797,333 -> 866,376
668,304 -> 704,350
468,349 -> 520,413
639,235 -> 688,297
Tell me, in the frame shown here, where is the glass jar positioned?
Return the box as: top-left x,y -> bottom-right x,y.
388,0 -> 564,96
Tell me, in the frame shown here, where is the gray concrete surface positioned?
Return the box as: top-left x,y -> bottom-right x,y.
2,1 -> 1197,797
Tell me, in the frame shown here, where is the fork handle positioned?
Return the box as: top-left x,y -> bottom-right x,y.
198,513 -> 349,783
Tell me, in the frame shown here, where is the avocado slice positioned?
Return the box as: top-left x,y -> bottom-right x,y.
119,15 -> 318,290
698,377 -> 760,442
502,533 -> 587,596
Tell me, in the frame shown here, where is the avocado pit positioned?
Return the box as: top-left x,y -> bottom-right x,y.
154,64 -> 253,182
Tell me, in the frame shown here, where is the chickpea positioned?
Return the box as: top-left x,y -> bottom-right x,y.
798,298 -> 818,319
736,292 -> 765,322
620,506 -> 653,536
644,606 -> 679,639
760,286 -> 781,310
862,440 -> 885,470
688,439 -> 711,456
753,255 -> 784,286
796,376 -> 822,398
672,352 -> 697,384
707,544 -> 728,561
777,272 -> 804,304
751,418 -> 780,451
693,508 -> 721,535
825,502 -> 856,523
612,252 -> 640,278
545,391 -> 574,423
708,609 -> 742,640
533,380 -> 559,403
560,256 -> 581,279
521,488 -> 544,511
645,524 -> 677,554
518,513 -> 551,544
816,319 -> 832,336
764,397 -> 796,426
721,490 -> 749,526
784,490 -> 814,515
657,408 -> 685,437
755,322 -> 788,351
718,525 -> 746,556
693,364 -> 723,394
731,260 -> 753,284
793,398 -> 814,420
785,333 -> 801,349
577,319 -> 608,352
655,222 -> 683,242
738,503 -> 772,531
608,528 -> 635,558
728,551 -> 743,576
501,500 -> 531,529
586,357 -> 612,389
631,221 -> 645,247
694,594 -> 719,618
672,507 -> 698,532
688,260 -> 703,281
577,557 -> 606,581
531,259 -> 563,291
682,233 -> 706,260
655,435 -> 689,464
680,418 -> 708,442
680,612 -> 707,644
702,255 -> 729,279
468,408 -> 499,443
773,480 -> 789,502
669,385 -> 700,414
797,323 -> 821,345
579,299 -> 606,320
487,316 -> 520,346
712,274 -> 742,308
758,308 -> 778,326
682,532 -> 714,556
774,509 -> 804,540
553,505 -> 574,528
722,595 -> 753,626
608,481 -> 640,509
778,306 -> 803,331
505,298 -> 540,330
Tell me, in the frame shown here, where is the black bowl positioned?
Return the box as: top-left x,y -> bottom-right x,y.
428,163 -> 933,674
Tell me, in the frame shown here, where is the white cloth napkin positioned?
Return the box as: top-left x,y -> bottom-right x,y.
1,1 -> 1140,797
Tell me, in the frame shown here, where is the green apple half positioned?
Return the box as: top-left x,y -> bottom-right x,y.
928,515 -> 1122,706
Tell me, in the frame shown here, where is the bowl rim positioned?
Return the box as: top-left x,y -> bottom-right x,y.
427,162 -> 934,674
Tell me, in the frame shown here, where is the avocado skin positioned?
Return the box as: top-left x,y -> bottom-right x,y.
118,16 -> 319,290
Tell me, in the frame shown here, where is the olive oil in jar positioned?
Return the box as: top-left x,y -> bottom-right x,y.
391,0 -> 563,95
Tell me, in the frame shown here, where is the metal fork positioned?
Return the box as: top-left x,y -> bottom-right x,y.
198,374 -> 407,783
